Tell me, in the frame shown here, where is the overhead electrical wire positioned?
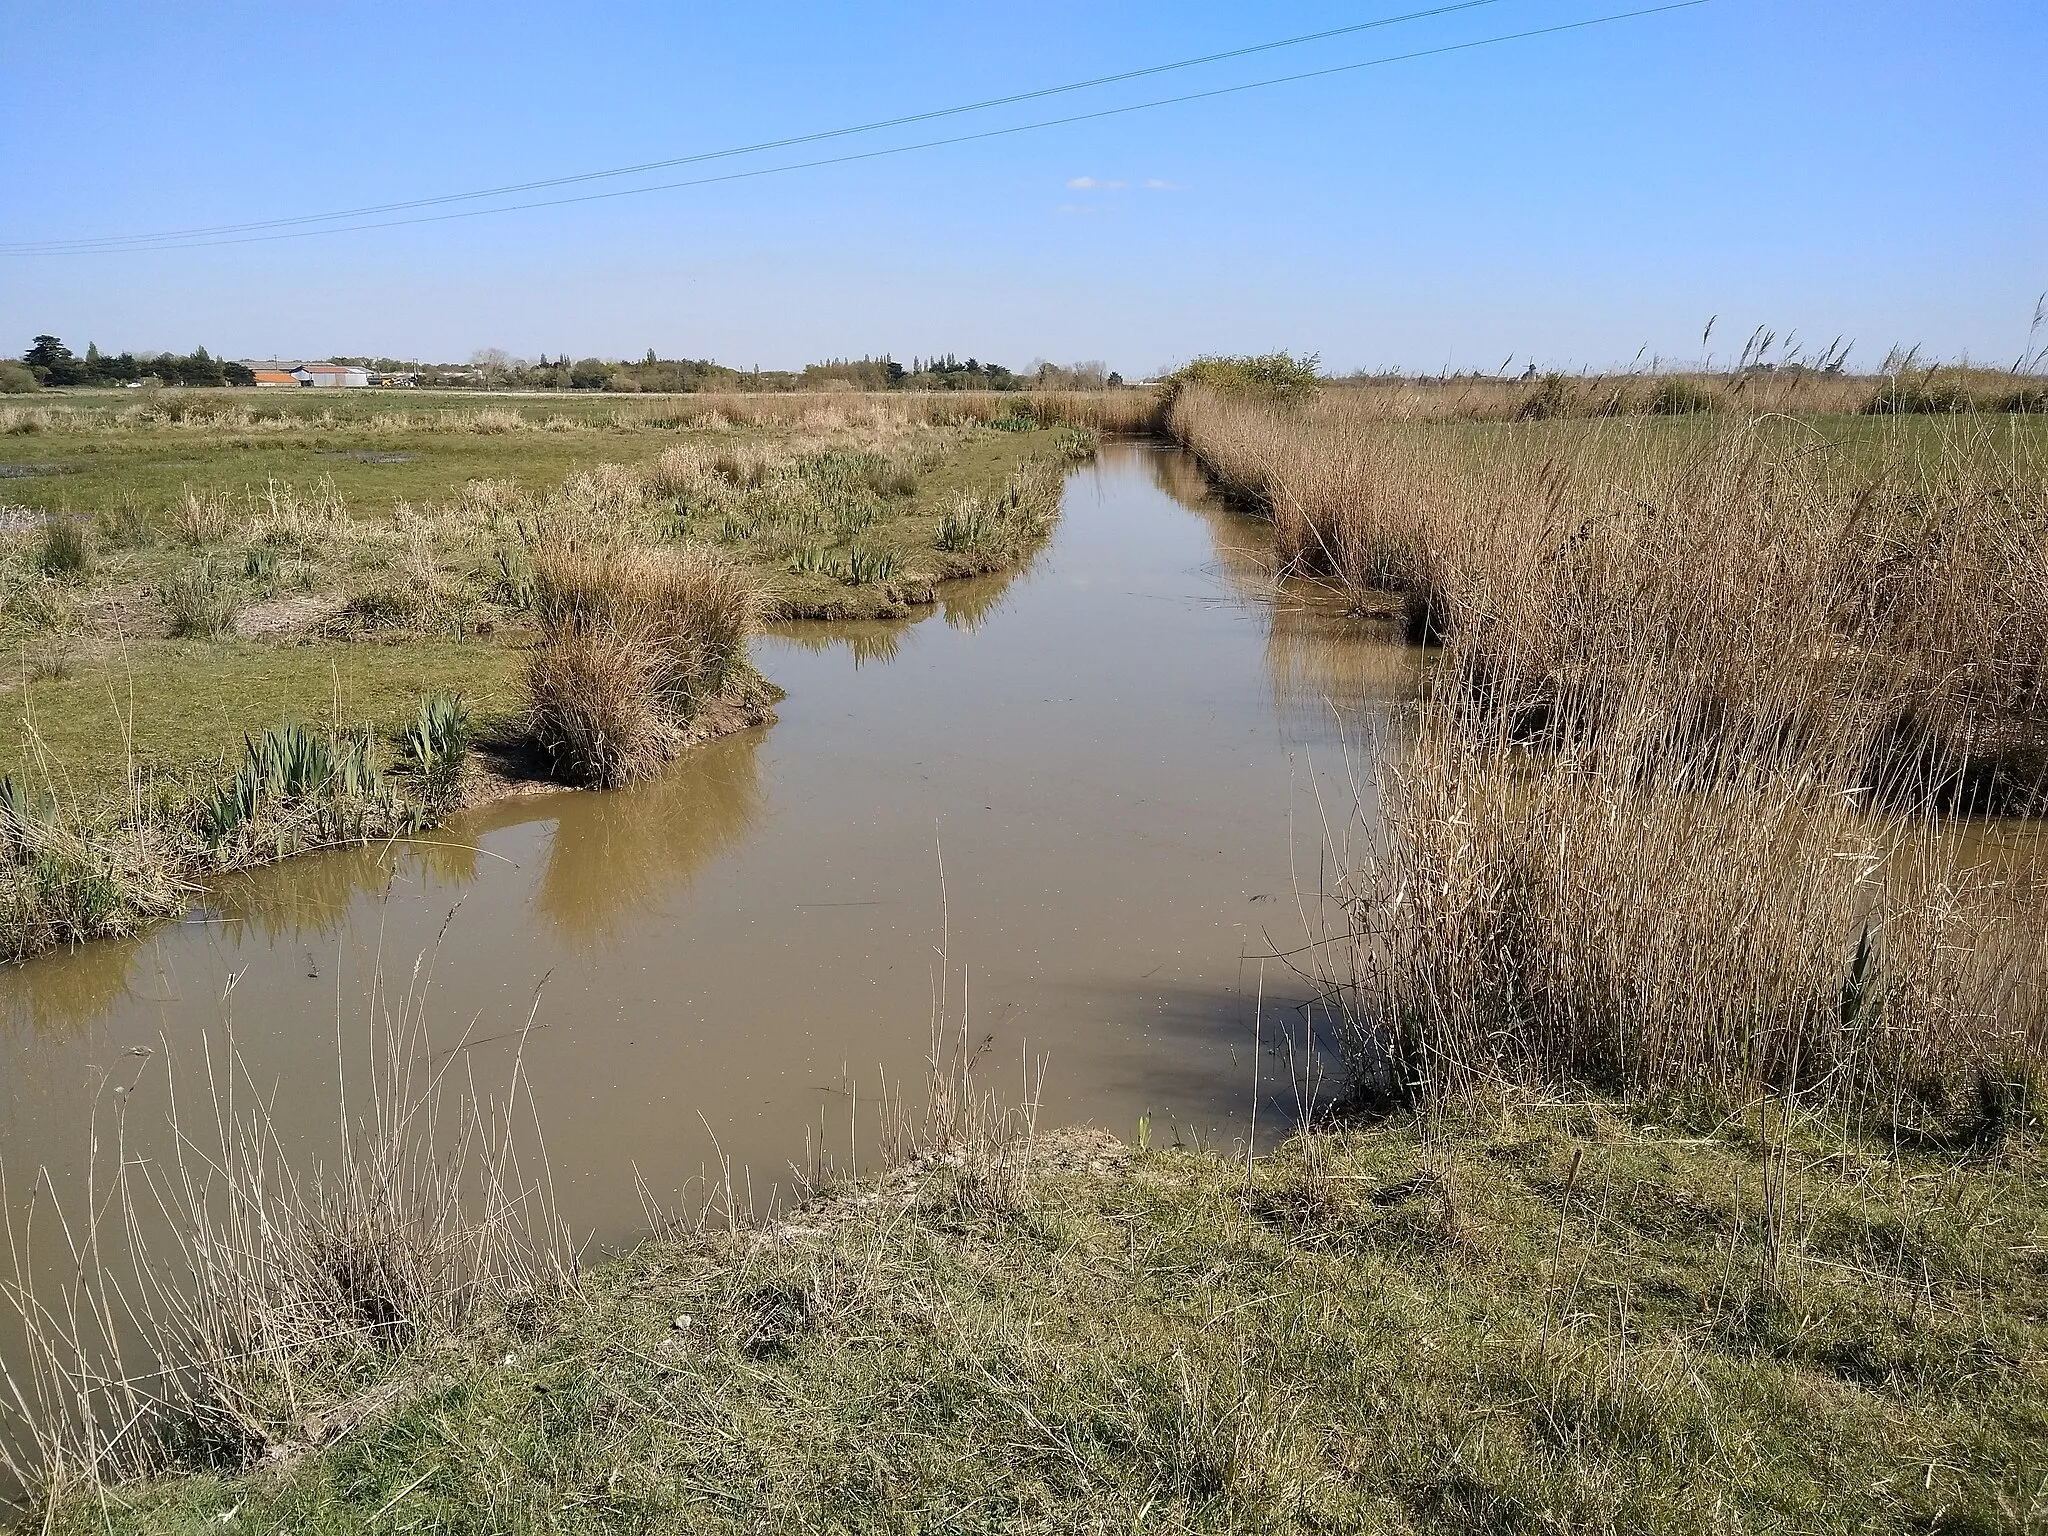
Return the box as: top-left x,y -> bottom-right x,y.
3,0 -> 1519,254
7,1 -> 1707,257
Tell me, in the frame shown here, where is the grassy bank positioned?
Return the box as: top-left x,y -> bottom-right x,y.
0,394 -> 1100,960
26,1100 -> 2048,1533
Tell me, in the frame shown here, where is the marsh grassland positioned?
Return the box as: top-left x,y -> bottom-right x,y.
7,373 -> 2048,1534
0,390 -> 1098,958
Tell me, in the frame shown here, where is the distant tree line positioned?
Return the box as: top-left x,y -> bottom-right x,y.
446,349 -> 1126,393
16,336 -> 254,389
2,334 -> 1130,396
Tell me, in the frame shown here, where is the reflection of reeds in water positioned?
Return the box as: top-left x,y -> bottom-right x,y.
1263,597 -> 1427,728
530,725 -> 766,947
207,834 -> 480,948
0,931 -> 148,1035
772,620 -> 905,669
1145,445 -> 1223,511
940,570 -> 1022,634
1146,442 -> 1427,731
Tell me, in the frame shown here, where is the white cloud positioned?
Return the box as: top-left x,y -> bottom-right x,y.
1065,176 -> 1127,191
1144,179 -> 1181,191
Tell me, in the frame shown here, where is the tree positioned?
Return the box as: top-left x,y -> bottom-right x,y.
471,347 -> 516,388
24,335 -> 87,387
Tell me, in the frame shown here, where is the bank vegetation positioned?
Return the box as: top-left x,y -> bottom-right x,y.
5,372 -> 2048,1532
0,396 -> 1096,961
1165,371 -> 2046,1142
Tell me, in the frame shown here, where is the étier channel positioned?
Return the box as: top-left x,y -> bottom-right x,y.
0,443 -> 1424,1249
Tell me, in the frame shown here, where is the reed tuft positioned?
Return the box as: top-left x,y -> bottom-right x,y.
525,543 -> 762,788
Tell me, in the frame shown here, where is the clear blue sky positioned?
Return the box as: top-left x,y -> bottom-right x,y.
4,0 -> 2043,376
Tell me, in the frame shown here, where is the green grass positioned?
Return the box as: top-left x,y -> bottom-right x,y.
0,418 -> 1073,795
0,641 -> 524,803
0,430 -> 697,522
0,409 -> 1083,961
49,1102 -> 2048,1534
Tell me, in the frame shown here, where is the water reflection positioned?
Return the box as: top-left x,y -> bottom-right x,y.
0,931 -> 151,1034
202,726 -> 773,959
1143,444 -> 1428,726
940,568 -> 1028,633
514,725 -> 767,948
771,621 -> 905,668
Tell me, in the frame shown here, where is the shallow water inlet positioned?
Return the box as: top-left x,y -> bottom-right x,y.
0,443 -> 1422,1251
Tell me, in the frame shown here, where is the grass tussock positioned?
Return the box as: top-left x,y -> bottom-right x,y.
525,543 -> 763,788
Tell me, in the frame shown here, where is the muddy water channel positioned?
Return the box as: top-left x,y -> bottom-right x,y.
0,444 -> 1423,1249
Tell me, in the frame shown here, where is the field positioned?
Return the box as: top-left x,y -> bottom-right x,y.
0,390 -> 1102,959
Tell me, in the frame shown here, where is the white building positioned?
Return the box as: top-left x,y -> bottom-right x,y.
292,362 -> 373,388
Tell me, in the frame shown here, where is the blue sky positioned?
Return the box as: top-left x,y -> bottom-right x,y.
3,0 -> 2043,375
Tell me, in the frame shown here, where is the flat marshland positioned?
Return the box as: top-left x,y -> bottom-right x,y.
0,389 -> 1101,958
5,372 -> 2048,1533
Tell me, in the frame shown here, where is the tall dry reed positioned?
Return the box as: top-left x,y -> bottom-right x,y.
1189,387 -> 2048,1124
0,962 -> 570,1500
1330,717 -> 2046,1132
1175,389 -> 2048,810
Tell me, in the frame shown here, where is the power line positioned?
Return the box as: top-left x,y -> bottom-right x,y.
2,0 -> 1515,254
10,2 -> 1707,258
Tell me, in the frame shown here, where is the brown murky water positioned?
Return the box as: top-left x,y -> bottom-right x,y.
0,444 -> 1424,1251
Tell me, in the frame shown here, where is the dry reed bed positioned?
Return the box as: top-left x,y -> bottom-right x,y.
1171,388 -> 2048,1124
1175,389 -> 2048,808
1288,367 -> 2046,423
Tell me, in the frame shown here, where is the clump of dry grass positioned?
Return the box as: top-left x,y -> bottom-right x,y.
525,543 -> 762,787
171,487 -> 230,545
1330,717 -> 2046,1132
0,787 -> 184,962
